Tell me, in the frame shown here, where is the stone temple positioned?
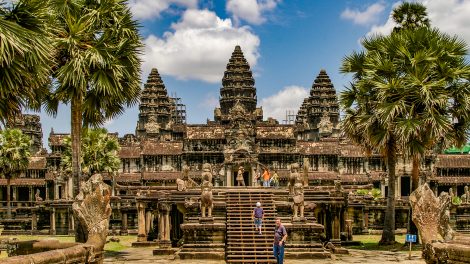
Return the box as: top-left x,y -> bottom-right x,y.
2,45 -> 470,262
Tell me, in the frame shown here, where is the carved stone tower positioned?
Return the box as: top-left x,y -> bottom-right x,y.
9,114 -> 43,153
296,69 -> 340,140
214,45 -> 262,124
136,68 -> 173,139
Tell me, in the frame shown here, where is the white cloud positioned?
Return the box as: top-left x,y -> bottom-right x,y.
366,0 -> 470,45
142,9 -> 260,83
128,0 -> 197,20
199,93 -> 219,109
424,0 -> 470,45
226,0 -> 281,25
341,2 -> 386,25
260,86 -> 309,122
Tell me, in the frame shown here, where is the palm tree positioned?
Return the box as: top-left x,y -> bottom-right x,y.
0,129 -> 32,218
61,128 -> 121,176
392,2 -> 430,32
341,39 -> 402,244
47,0 -> 142,198
341,26 -> 470,245
0,0 -> 52,125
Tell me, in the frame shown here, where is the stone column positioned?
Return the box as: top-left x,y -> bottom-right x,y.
121,212 -> 128,235
137,202 -> 147,242
45,185 -> 49,201
31,209 -> 37,232
157,202 -> 171,248
396,176 -> 401,198
68,177 -> 73,199
332,207 -> 340,241
251,165 -> 256,187
68,210 -> 75,235
54,182 -> 59,200
12,187 -> 17,201
145,210 -> 152,234
338,157 -> 344,174
50,208 -> 56,235
29,186 -> 33,202
363,159 -> 369,174
64,180 -> 69,200
363,208 -> 369,233
381,181 -> 386,198
226,167 -> 232,187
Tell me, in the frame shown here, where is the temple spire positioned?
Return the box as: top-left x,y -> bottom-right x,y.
136,68 -> 172,138
215,45 -> 262,123
296,69 -> 340,140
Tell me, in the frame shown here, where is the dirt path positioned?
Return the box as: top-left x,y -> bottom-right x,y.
104,248 -> 425,264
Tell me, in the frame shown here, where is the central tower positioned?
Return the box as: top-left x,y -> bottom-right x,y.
214,45 -> 262,124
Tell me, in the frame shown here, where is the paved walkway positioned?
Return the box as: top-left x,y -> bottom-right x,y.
104,247 -> 425,263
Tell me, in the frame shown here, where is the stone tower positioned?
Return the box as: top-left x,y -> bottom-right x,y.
296,69 -> 340,140
214,45 -> 263,124
136,68 -> 173,139
8,114 -> 43,153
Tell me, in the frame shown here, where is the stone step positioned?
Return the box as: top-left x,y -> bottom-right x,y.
225,191 -> 278,263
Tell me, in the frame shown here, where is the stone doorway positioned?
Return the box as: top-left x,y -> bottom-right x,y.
232,165 -> 251,186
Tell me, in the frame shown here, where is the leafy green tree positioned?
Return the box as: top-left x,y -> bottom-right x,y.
392,2 -> 430,31
61,128 -> 121,176
46,0 -> 142,198
0,0 -> 53,125
340,27 -> 470,244
0,129 -> 32,218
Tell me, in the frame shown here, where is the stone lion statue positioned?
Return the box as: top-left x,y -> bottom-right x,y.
200,180 -> 213,218
288,163 -> 302,194
292,182 -> 305,218
201,163 -> 212,184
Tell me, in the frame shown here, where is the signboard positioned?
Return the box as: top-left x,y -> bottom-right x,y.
406,234 -> 417,243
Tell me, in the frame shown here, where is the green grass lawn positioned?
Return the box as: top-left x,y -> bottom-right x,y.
347,234 -> 422,251
0,235 -> 137,259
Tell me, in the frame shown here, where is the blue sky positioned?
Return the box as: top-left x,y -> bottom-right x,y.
35,0 -> 470,147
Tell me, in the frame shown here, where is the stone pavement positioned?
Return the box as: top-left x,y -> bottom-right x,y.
104,247 -> 425,264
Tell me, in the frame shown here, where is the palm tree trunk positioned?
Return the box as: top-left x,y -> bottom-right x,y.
409,155 -> 420,243
72,95 -> 87,243
6,176 -> 11,219
71,95 -> 82,198
411,156 -> 419,192
380,138 -> 397,245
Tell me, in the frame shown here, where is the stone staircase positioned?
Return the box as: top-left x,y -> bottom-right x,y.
226,190 -> 277,263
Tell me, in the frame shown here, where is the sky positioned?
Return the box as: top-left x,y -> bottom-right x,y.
35,0 -> 470,147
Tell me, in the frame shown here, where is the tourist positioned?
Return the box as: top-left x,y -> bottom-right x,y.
262,168 -> 270,187
252,202 -> 264,234
270,170 -> 280,188
237,166 -> 246,186
273,218 -> 287,264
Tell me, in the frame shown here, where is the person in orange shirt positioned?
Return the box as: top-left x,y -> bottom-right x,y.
262,168 -> 270,187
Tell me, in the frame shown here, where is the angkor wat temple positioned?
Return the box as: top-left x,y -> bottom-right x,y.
2,46 -> 470,261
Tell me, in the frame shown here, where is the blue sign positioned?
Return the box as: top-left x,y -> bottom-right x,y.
406,234 -> 417,243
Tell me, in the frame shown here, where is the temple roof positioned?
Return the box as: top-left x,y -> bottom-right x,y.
339,144 -> 365,157
141,140 -> 183,155
49,134 -> 68,146
28,156 -> 47,170
435,155 -> 470,168
119,145 -> 141,158
186,126 -> 225,140
256,126 -> 295,139
297,141 -> 339,155
0,179 -> 45,186
116,172 -> 141,183
142,172 -> 181,180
